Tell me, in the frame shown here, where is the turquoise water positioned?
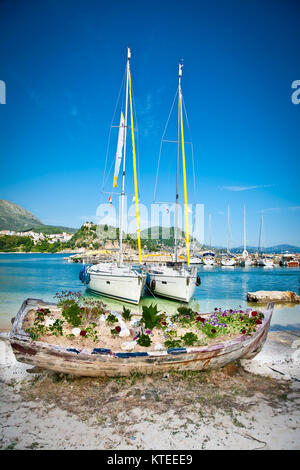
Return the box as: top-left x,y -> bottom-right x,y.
0,253 -> 299,331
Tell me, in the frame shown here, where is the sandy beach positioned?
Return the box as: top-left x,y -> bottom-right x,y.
0,330 -> 299,450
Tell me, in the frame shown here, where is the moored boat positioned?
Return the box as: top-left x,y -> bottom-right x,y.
279,254 -> 299,267
221,254 -> 236,266
202,251 -> 216,265
146,263 -> 200,302
0,298 -> 274,377
148,62 -> 198,301
81,47 -> 146,303
221,205 -> 236,266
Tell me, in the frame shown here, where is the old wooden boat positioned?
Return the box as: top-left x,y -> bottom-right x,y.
0,299 -> 274,377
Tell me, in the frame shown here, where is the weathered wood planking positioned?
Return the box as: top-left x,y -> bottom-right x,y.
7,299 -> 274,377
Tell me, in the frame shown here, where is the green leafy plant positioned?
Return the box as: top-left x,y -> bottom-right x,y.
137,334 -> 152,347
141,304 -> 161,330
85,323 -> 99,342
110,328 -> 118,336
106,313 -> 118,325
122,306 -> 132,321
164,338 -> 182,349
25,309 -> 48,340
48,319 -> 64,336
61,300 -> 82,327
181,332 -> 198,346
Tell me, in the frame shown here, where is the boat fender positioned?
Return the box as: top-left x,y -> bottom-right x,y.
186,277 -> 190,286
196,275 -> 201,286
150,280 -> 156,291
85,273 -> 90,285
79,268 -> 85,283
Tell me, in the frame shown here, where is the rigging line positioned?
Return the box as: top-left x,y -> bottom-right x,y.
132,83 -> 141,199
182,97 -> 197,208
153,88 -> 178,203
101,67 -> 126,196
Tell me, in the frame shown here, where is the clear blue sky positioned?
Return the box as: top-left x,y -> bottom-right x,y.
0,0 -> 299,247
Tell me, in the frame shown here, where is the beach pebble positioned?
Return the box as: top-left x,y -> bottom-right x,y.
45,318 -> 55,327
71,328 -> 81,337
154,343 -> 165,351
291,340 -> 300,349
130,317 -> 140,327
121,341 -> 137,351
99,314 -> 106,322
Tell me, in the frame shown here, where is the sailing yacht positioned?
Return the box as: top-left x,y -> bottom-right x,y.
84,48 -> 146,304
147,63 -> 198,302
257,212 -> 274,267
240,206 -> 253,266
221,205 -> 236,266
202,214 -> 216,265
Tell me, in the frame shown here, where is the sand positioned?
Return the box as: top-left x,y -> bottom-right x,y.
0,330 -> 299,450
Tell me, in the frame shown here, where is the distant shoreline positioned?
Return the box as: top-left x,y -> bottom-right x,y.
0,251 -> 76,255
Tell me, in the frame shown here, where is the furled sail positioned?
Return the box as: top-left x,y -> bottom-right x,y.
113,112 -> 125,187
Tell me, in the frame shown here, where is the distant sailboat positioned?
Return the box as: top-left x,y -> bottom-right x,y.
84,48 -> 146,303
202,214 -> 216,266
221,205 -> 236,266
147,63 -> 199,302
240,206 -> 253,266
257,212 -> 273,267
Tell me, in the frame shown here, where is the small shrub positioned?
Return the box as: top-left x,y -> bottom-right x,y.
106,313 -> 118,325
61,300 -> 82,327
141,304 -> 161,330
48,319 -> 64,336
164,338 -> 182,348
85,323 -> 99,342
181,332 -> 198,346
137,334 -> 152,347
122,306 -> 132,321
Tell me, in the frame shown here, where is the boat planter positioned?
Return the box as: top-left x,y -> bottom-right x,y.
1,298 -> 274,377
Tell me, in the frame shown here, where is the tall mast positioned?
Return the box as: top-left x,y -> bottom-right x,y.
258,211 -> 263,254
243,205 -> 248,258
174,63 -> 182,262
227,204 -> 230,254
118,47 -> 130,266
243,206 -> 246,252
209,214 -> 212,249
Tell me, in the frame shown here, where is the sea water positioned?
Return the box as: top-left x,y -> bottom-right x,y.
0,253 -> 299,331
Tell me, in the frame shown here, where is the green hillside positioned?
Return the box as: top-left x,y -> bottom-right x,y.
0,200 -> 76,234
0,199 -> 43,231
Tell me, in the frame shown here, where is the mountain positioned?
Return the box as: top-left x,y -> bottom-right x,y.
0,200 -> 77,234
0,199 -> 43,231
230,244 -> 300,254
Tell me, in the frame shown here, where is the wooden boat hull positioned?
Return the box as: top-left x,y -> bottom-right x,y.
6,299 -> 274,377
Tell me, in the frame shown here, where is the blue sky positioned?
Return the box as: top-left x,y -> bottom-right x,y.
0,0 -> 299,247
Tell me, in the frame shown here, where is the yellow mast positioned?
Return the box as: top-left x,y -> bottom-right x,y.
179,64 -> 190,266
128,69 -> 142,264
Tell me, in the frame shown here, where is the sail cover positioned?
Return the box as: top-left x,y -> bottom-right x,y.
113,112 -> 125,187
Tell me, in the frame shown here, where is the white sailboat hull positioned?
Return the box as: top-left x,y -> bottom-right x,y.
203,257 -> 215,266
87,265 -> 146,304
221,257 -> 236,266
147,268 -> 197,303
189,257 -> 203,265
258,258 -> 274,267
240,258 -> 253,267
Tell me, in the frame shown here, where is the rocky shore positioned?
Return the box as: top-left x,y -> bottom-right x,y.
0,331 -> 299,450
